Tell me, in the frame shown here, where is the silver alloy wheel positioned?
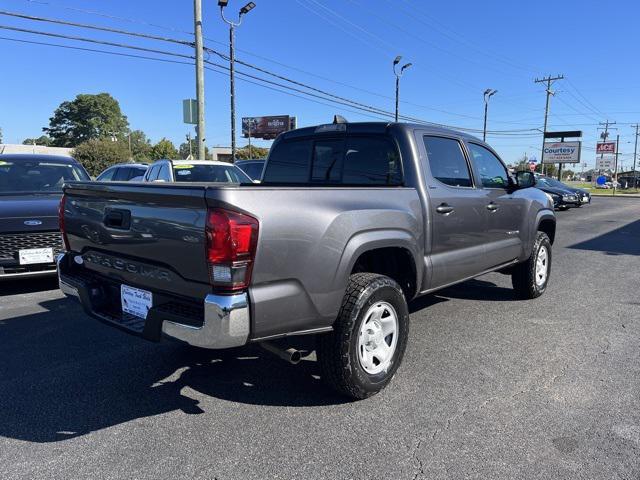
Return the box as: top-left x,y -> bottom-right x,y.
535,245 -> 549,287
358,301 -> 398,375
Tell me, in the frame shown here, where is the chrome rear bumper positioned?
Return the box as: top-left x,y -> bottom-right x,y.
57,252 -> 250,349
162,293 -> 249,349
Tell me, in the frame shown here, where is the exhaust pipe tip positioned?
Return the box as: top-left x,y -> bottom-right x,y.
260,342 -> 303,365
287,348 -> 302,365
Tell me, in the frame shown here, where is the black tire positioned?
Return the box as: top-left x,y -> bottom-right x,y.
511,232 -> 552,299
317,273 -> 409,400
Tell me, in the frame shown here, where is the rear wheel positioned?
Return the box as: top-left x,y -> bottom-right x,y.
512,232 -> 552,299
317,273 -> 409,400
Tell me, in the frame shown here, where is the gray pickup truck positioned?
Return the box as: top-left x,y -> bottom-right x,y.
57,121 -> 555,399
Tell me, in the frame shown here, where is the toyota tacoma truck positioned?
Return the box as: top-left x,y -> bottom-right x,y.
57,121 -> 556,399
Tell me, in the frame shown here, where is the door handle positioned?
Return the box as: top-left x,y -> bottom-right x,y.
436,203 -> 454,214
486,202 -> 499,212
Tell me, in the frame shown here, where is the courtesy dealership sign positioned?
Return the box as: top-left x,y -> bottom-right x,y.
542,141 -> 581,164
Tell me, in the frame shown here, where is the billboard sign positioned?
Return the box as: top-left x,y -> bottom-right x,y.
542,141 -> 581,164
596,157 -> 614,170
596,142 -> 616,155
242,115 -> 293,140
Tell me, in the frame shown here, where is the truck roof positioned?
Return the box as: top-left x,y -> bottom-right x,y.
279,121 -> 480,142
0,153 -> 81,164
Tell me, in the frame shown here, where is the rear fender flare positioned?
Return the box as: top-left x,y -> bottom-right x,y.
333,229 -> 422,299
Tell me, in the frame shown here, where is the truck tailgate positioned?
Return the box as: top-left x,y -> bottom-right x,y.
63,182 -> 211,299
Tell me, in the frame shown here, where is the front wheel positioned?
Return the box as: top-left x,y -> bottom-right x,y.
511,232 -> 552,299
317,273 -> 409,400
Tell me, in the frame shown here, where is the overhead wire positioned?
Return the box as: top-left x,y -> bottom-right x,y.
0,12 -> 545,135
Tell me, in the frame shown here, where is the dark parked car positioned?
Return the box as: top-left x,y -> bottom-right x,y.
235,159 -> 265,181
0,154 -> 90,279
535,176 -> 580,209
96,163 -> 148,182
542,177 -> 590,205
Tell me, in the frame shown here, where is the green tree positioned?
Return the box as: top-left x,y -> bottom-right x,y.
128,130 -> 152,161
235,145 -> 269,160
72,139 -> 130,177
22,135 -> 52,146
150,138 -> 178,160
44,93 -> 129,147
535,163 -> 557,177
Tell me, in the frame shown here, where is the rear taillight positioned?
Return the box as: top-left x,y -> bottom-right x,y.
205,208 -> 259,292
58,194 -> 70,251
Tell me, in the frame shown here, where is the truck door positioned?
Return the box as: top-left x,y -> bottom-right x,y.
466,142 -> 524,267
420,135 -> 490,288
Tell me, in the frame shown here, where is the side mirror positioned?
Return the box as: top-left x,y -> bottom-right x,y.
515,171 -> 536,189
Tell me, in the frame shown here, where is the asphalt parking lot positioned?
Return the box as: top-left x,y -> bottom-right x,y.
1,197 -> 639,480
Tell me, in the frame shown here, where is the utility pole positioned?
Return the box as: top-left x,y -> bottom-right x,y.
613,134 -> 620,195
194,0 -> 206,160
535,75 -> 563,176
597,120 -> 616,182
632,124 -> 639,189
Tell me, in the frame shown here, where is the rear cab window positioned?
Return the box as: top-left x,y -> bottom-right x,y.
262,135 -> 402,186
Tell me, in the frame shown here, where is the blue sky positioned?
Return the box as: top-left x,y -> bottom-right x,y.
1,0 -> 639,169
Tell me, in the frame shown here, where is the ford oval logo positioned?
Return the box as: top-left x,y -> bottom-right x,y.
24,220 -> 43,226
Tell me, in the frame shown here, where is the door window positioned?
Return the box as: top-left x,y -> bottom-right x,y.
467,143 -> 509,189
97,168 -> 116,181
158,164 -> 172,182
423,136 -> 472,187
146,165 -> 160,181
113,167 -> 130,181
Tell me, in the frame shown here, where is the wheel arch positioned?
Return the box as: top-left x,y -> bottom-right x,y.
335,230 -> 422,300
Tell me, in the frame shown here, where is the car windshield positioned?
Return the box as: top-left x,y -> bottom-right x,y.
0,160 -> 89,194
545,178 -> 569,188
536,177 -> 554,188
172,164 -> 252,183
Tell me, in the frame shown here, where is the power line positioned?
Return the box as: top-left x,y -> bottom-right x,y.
0,24 -> 194,59
0,10 -> 193,46
7,4 -> 545,124
0,21 -> 542,135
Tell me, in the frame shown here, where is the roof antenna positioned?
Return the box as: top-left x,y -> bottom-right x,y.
333,115 -> 348,124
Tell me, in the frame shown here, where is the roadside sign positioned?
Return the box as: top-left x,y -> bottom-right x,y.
529,163 -> 536,172
242,115 -> 292,139
182,99 -> 197,125
596,157 -> 614,170
596,175 -> 607,186
542,141 -> 581,164
596,142 -> 616,155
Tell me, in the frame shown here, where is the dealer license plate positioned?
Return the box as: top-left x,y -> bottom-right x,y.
19,247 -> 54,265
121,284 -> 152,320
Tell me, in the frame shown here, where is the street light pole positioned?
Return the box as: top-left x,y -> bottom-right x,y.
483,89 -> 497,142
220,1 -> 255,162
393,56 -> 412,122
194,0 -> 206,160
632,123 -> 639,189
